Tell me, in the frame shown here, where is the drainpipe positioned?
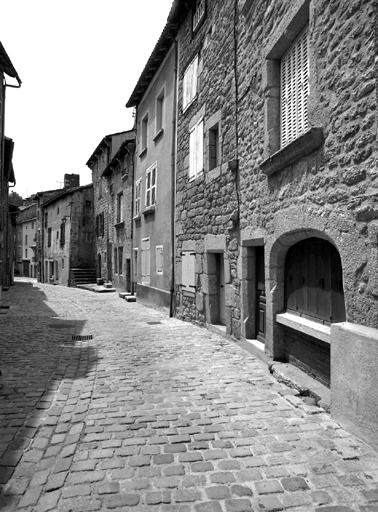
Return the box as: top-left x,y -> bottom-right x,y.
130,116 -> 137,295
170,38 -> 179,318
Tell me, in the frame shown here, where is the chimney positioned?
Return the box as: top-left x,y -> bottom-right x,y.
64,174 -> 80,189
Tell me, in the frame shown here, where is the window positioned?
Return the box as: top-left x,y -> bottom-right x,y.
135,178 -> 141,217
118,247 -> 123,275
141,113 -> 148,154
96,213 -> 104,237
47,227 -> 52,247
141,238 -> 150,285
117,192 -> 123,223
182,251 -> 196,292
62,259 -> 64,269
44,212 -> 48,228
146,164 -> 157,209
114,248 -> 118,274
86,200 -> 91,209
25,234 -> 28,245
156,245 -> 163,275
281,25 -> 309,148
189,119 -> 204,179
60,222 -> 65,246
193,0 -> 205,31
155,91 -> 164,137
209,122 -> 220,170
25,248 -> 28,258
57,207 -> 59,215
183,56 -> 198,111
83,232 -> 92,244
31,222 -> 34,229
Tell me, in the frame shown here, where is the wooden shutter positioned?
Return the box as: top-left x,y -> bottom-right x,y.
156,246 -> 163,274
183,56 -> 198,110
281,25 -> 309,148
189,127 -> 196,179
182,251 -> 196,291
141,238 -> 150,284
197,120 -> 204,174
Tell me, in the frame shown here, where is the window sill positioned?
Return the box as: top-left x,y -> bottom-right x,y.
143,205 -> 155,216
183,96 -> 197,114
189,170 -> 204,182
260,127 -> 324,176
276,312 -> 330,344
114,221 -> 124,229
139,147 -> 147,158
133,214 -> 141,221
153,129 -> 164,142
121,173 -> 128,181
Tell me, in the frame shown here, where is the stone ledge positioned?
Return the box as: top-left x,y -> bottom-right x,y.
260,127 -> 324,176
276,312 -> 330,344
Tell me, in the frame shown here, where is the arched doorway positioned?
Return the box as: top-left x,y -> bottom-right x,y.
283,237 -> 346,385
285,237 -> 346,324
97,253 -> 102,279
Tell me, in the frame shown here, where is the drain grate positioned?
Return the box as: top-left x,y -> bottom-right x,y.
147,321 -> 162,325
72,334 -> 94,341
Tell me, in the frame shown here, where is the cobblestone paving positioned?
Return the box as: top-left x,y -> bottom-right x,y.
1,278 -> 378,512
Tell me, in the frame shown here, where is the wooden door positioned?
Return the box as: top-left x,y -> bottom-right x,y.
256,247 -> 266,343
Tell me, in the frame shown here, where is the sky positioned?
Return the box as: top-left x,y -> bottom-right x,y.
1,0 -> 174,199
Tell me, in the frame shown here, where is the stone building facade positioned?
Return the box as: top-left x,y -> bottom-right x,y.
101,131 -> 135,292
16,202 -> 37,278
175,0 -> 240,336
41,184 -> 95,286
164,0 -> 377,447
87,132 -> 131,283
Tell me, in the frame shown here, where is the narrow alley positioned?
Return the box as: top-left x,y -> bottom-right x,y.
1,279 -> 378,512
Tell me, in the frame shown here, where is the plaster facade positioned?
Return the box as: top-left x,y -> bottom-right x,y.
128,43 -> 177,312
16,203 -> 37,278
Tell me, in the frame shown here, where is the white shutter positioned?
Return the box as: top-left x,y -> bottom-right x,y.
196,120 -> 204,175
281,25 -> 309,148
182,251 -> 196,291
156,246 -> 163,274
141,238 -> 150,284
183,56 -> 198,110
189,127 -> 196,179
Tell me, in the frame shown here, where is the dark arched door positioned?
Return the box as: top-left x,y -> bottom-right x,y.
97,253 -> 102,279
285,238 -> 345,324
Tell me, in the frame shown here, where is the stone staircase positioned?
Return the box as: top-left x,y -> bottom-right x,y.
69,268 -> 97,287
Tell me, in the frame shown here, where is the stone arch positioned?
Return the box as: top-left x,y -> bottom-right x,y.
265,228 -> 345,359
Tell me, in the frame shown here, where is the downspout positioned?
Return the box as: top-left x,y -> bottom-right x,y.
1,78 -> 6,290
130,114 -> 137,295
170,38 -> 179,318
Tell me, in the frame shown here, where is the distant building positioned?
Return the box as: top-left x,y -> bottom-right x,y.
16,202 -> 37,278
41,184 -> 95,286
101,130 -> 135,292
87,132 -> 132,283
0,42 -> 21,292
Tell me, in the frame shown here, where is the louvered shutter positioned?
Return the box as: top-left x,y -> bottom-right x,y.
281,25 -> 309,148
183,56 -> 198,110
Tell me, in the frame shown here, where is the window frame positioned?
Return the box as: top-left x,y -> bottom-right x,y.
155,89 -> 164,138
140,113 -> 148,155
116,191 -> 124,224
145,163 -> 157,210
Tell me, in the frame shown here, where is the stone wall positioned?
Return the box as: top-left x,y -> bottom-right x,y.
237,0 -> 377,332
175,0 -> 241,334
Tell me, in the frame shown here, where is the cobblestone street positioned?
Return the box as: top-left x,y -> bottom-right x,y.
0,278 -> 378,512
